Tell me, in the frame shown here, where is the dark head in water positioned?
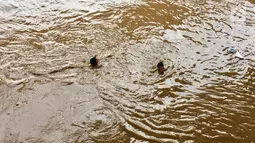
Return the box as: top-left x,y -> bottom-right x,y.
157,61 -> 165,74
90,55 -> 98,67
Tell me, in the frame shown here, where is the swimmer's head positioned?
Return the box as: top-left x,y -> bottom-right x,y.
157,61 -> 165,74
90,55 -> 98,67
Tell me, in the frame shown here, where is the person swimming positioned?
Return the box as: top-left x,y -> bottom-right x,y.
90,55 -> 99,67
157,61 -> 165,75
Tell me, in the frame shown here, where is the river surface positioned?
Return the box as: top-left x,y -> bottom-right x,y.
0,0 -> 255,143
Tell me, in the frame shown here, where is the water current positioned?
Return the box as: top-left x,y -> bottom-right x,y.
0,0 -> 254,142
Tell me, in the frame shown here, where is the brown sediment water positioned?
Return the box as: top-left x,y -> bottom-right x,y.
0,0 -> 254,142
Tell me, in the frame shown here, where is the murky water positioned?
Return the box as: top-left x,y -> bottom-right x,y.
0,0 -> 254,142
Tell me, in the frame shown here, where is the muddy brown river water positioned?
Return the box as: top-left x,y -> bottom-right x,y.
0,0 -> 255,143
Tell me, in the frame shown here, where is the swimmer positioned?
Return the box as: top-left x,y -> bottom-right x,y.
157,61 -> 165,75
90,55 -> 99,67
